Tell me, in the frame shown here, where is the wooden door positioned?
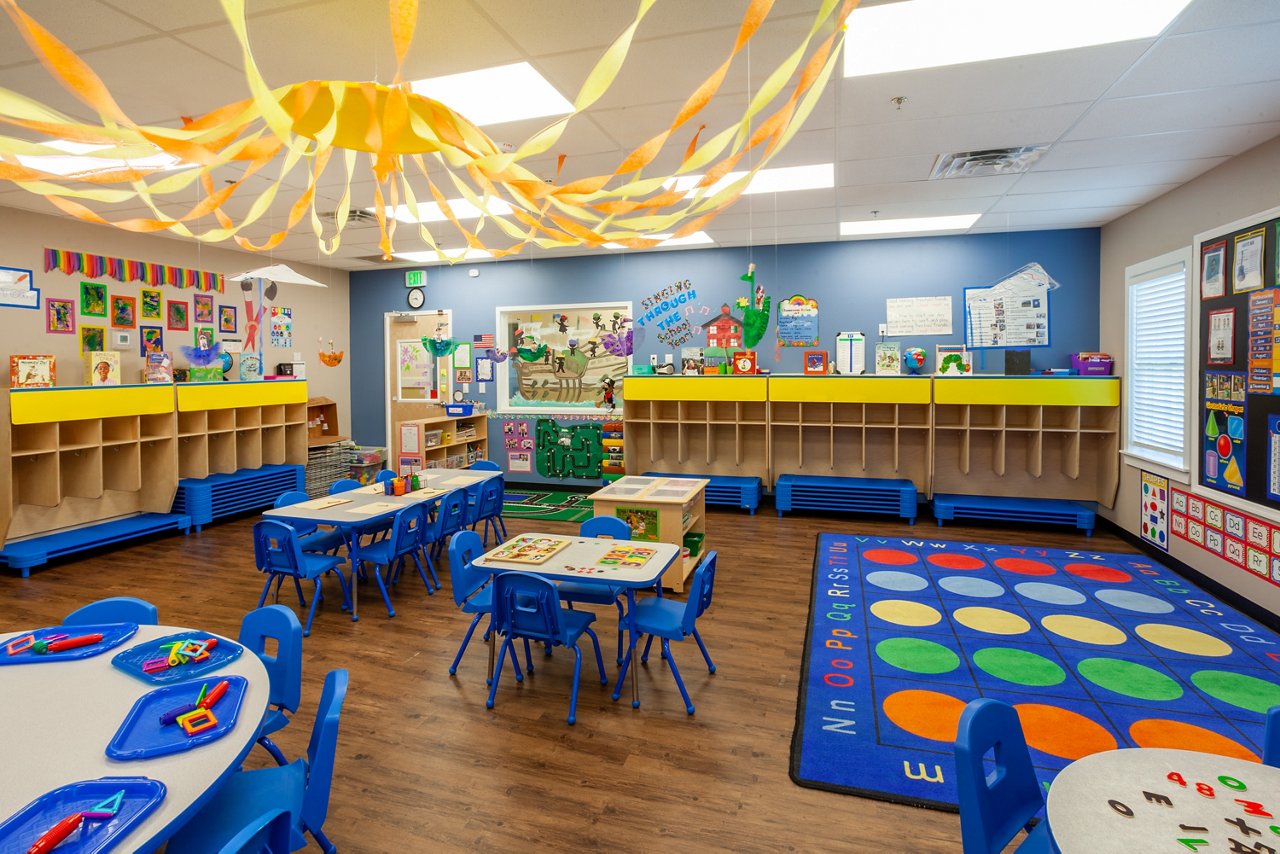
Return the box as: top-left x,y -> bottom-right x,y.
384,310 -> 453,462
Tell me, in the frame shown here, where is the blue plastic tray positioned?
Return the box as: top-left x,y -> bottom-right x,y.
106,676 -> 248,761
0,624 -> 138,667
0,776 -> 165,854
110,631 -> 242,684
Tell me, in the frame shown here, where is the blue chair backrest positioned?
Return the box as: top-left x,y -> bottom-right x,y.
217,807 -> 292,854
239,605 -> 303,715
492,572 -> 562,644
387,505 -> 424,556
302,668 -> 349,835
954,698 -> 1044,854
254,520 -> 304,577
681,551 -> 717,634
470,460 -> 502,471
448,530 -> 488,606
275,490 -> 308,508
329,478 -> 361,495
580,515 -> 631,540
437,488 -> 468,537
64,596 -> 158,626
475,478 -> 504,520
1265,705 -> 1280,767
375,469 -> 396,483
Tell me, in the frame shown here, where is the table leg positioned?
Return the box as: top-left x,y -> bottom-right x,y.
630,588 -> 639,708
347,529 -> 360,622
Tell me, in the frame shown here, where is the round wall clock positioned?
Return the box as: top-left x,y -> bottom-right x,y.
407,287 -> 425,309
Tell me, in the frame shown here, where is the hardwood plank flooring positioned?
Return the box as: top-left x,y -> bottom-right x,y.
2,507 -> 1127,852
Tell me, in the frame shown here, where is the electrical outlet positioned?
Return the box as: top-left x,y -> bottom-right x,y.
878,323 -> 888,337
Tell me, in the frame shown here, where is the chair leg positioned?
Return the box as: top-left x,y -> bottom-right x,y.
568,644 -> 583,725
641,633 -> 656,664
409,552 -> 433,595
496,515 -> 508,540
371,562 -> 396,618
310,827 -> 337,854
585,626 -> 607,685
449,613 -> 485,675
662,639 -> 695,714
330,567 -> 353,613
523,638 -> 534,674
487,640 -> 512,709
257,575 -> 273,608
692,627 -> 716,673
418,548 -> 440,592
612,645 -> 633,703
257,735 -> 288,766
304,579 -> 321,637
292,575 -> 307,608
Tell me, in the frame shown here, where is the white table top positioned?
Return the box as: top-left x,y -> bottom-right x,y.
0,623 -> 269,850
590,475 -> 708,505
1046,748 -> 1280,853
473,534 -> 680,587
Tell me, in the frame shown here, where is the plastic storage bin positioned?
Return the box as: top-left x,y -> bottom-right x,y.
1069,353 -> 1113,376
350,462 -> 382,485
423,429 -> 443,448
350,446 -> 385,466
444,403 -> 474,416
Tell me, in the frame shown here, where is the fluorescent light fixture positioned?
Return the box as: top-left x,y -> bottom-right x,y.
603,231 -> 714,249
393,248 -> 493,264
665,163 -> 834,196
844,0 -> 1192,76
410,62 -> 573,126
15,138 -> 186,178
369,197 -> 514,224
840,214 -> 980,237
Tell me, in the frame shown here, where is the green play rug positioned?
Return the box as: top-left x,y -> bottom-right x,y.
502,489 -> 595,523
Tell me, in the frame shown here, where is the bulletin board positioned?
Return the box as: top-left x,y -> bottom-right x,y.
1195,206 -> 1280,513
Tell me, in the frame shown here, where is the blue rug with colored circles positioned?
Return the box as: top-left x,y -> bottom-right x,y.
789,534 -> 1280,810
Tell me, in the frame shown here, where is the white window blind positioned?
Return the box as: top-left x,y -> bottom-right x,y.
1125,262 -> 1187,468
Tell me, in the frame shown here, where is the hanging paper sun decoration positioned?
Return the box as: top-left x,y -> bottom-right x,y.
0,0 -> 857,260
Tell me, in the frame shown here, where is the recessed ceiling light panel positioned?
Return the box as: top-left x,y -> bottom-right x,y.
840,213 -> 980,237
410,62 -> 573,126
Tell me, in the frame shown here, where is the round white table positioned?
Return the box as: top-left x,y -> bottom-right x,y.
0,624 -> 269,851
1047,747 -> 1280,853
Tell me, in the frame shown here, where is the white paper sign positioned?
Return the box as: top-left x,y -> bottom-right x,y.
885,296 -> 952,336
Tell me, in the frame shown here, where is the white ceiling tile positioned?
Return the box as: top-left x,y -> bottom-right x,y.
1009,158 -> 1229,194
837,198 -> 1000,220
1038,123 -> 1280,170
1106,21 -> 1280,98
989,186 -> 1181,213
1066,79 -> 1280,140
974,206 -> 1140,229
0,1 -> 154,68
839,103 -> 1091,161
1167,0 -> 1280,36
837,176 -> 1020,205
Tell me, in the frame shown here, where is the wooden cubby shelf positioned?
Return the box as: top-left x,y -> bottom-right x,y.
622,375 -> 1120,508
391,408 -> 489,473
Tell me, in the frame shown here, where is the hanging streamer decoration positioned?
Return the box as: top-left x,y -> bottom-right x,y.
44,247 -> 224,292
422,336 -> 458,358
0,0 -> 858,260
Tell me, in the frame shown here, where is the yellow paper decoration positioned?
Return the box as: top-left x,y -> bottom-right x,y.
0,0 -> 858,259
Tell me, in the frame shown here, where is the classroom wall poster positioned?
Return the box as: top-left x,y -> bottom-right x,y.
885,295 -> 952,336
1203,371 -> 1246,496
615,506 -> 659,542
963,263 -> 1053,349
1270,415 -> 1280,502
398,454 -> 422,476
507,451 -> 532,473
1247,289 -> 1280,393
776,294 -> 819,347
501,419 -> 532,450
269,305 -> 293,347
1232,228 -> 1265,293
1201,240 -> 1226,299
1170,486 -> 1280,587
400,422 -> 421,455
0,266 -> 38,309
1207,307 -> 1235,364
1139,471 -> 1169,551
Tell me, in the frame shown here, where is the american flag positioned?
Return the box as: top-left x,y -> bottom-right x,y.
473,333 -> 495,348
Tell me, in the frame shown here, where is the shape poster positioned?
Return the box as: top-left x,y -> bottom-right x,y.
776,294 -> 819,347
885,295 -> 952,336
1202,371 -> 1246,496
1139,470 -> 1169,551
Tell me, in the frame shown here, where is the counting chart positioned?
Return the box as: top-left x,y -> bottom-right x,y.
792,535 -> 1280,811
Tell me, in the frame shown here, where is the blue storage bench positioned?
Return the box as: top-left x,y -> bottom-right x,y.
173,464 -> 305,532
642,471 -> 762,514
0,513 -> 192,576
775,475 -> 917,523
931,493 -> 1096,535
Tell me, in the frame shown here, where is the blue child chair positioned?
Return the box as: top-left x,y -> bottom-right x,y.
487,572 -> 608,725
447,530 -> 493,676
614,551 -> 717,713
64,596 -> 158,626
167,669 -> 349,854
238,605 -> 303,767
375,469 -> 396,483
328,478 -> 361,495
954,698 -> 1055,853
215,808 -> 292,854
431,488 -> 469,562
353,504 -> 431,618
558,515 -> 630,663
470,460 -> 501,471
253,520 -> 351,637
1265,705 -> 1280,767
274,491 -> 345,555
470,476 -> 508,546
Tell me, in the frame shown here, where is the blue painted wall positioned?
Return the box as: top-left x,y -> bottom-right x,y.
349,228 -> 1100,453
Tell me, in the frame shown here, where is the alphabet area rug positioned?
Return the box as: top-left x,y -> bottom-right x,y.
789,533 -> 1280,810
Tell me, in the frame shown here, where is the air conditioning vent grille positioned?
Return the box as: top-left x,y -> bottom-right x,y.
930,145 -> 1050,179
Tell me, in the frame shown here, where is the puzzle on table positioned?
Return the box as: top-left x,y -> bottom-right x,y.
597,545 -> 656,568
790,534 -> 1280,811
488,535 -> 572,565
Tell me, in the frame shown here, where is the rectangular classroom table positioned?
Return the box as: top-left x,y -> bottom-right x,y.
264,469 -> 500,620
471,533 -> 680,708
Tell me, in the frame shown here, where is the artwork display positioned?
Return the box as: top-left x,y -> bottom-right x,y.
194,326 -> 215,350
777,294 -> 819,347
636,279 -> 696,348
167,300 -> 188,331
139,326 -> 164,356
110,294 -> 136,329
1232,228 -> 1265,293
45,298 -> 74,334
1207,307 -> 1235,364
80,325 -> 105,354
140,288 -> 162,319
80,281 -> 106,317
10,354 -> 54,388
218,305 -> 236,333
193,293 -> 214,323
497,302 -> 630,413
46,248 -> 223,292
0,266 -> 38,309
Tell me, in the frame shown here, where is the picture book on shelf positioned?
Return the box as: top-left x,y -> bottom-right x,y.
10,354 -> 54,388
85,350 -> 121,386
239,351 -> 263,381
874,342 -> 901,376
143,351 -> 173,384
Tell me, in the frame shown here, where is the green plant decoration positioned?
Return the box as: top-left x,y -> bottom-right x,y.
738,263 -> 771,349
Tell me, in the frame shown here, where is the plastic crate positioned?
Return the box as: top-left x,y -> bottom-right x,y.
350,446 -> 385,466
1070,353 -> 1113,375
423,430 -> 443,448
350,462 -> 383,485
444,403 -> 474,416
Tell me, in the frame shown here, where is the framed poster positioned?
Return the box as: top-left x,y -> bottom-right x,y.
167,300 -> 188,331
194,293 -> 214,324
80,281 -> 106,317
219,305 -> 237,333
1207,307 -> 1234,364
110,294 -> 136,329
140,288 -> 162,319
1232,227 -> 1265,293
0,266 -> 37,309
1200,240 -> 1225,299
45,298 -> 75,334
777,294 -> 819,347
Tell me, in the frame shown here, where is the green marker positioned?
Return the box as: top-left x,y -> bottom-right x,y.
31,640 -> 48,654
196,683 -> 209,705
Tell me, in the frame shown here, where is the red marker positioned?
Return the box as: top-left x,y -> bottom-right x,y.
44,634 -> 103,653
198,679 -> 229,710
26,811 -> 83,854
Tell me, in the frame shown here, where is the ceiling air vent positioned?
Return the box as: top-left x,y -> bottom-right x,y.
930,145 -> 1050,179
320,208 -> 381,226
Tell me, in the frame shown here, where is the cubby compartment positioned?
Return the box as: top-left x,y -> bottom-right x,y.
1004,406 -> 1041,431
178,435 -> 210,479
285,402 -> 307,425
896,404 -> 931,428
679,400 -> 707,422
60,447 -> 103,499
261,425 -> 286,465
801,402 -> 833,425
709,401 -> 738,422
235,429 -> 263,470
13,452 -> 59,507
178,410 -> 207,437
865,404 -> 896,426
968,405 -> 1004,429
738,402 -> 767,424
103,442 -> 141,492
207,408 -> 235,433
1079,407 -> 1118,432
285,424 -> 308,464
832,403 -> 863,426
235,407 -> 262,429
652,400 -> 681,422
932,405 -> 966,429
59,419 -> 100,449
101,416 -> 139,445
260,404 -> 285,426
12,422 -> 57,455
770,401 -> 800,424
1041,406 -> 1080,432
209,432 -> 238,474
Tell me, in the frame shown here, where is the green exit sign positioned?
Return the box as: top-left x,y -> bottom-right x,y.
405,270 -> 426,288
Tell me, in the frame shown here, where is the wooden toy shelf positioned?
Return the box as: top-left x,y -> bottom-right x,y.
623,376 -> 769,484
392,409 -> 489,470
589,475 -> 708,592
0,380 -> 308,563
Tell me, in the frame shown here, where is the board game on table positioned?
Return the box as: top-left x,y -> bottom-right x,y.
791,534 -> 1280,810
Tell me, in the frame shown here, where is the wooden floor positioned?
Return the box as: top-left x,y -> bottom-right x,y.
3,507 -> 1127,853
